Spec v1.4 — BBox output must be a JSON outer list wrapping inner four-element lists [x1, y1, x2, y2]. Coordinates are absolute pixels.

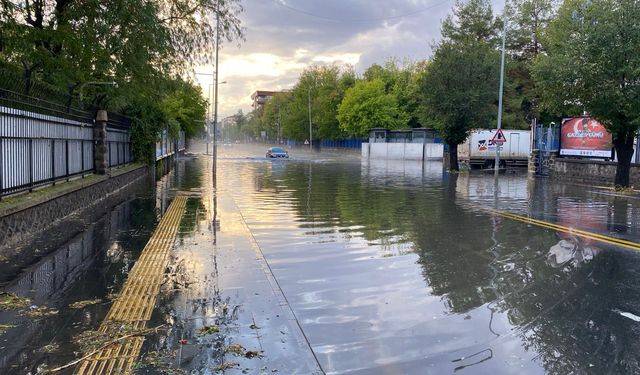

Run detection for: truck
[[458, 129, 531, 169]]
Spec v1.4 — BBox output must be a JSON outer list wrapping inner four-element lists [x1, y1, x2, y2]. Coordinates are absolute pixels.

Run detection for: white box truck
[[459, 129, 531, 168]]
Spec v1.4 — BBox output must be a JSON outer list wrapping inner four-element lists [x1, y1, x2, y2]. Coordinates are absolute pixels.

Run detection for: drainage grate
[[74, 195, 188, 375]]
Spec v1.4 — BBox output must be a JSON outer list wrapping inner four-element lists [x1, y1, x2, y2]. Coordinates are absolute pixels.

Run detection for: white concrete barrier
[[425, 144, 444, 160], [364, 142, 444, 161]]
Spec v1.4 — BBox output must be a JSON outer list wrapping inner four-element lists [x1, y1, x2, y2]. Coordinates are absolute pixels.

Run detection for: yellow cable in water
[[488, 209, 640, 252]]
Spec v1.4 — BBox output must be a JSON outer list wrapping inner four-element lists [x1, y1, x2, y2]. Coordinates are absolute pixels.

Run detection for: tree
[[337, 79, 408, 137], [503, 0, 559, 125], [160, 79, 208, 138], [533, 0, 640, 187], [272, 65, 355, 141], [363, 58, 427, 128], [260, 91, 291, 141], [421, 42, 500, 171], [441, 0, 502, 46], [420, 0, 500, 171], [0, 0, 244, 162]]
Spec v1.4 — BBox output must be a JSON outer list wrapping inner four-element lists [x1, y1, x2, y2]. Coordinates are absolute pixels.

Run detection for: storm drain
[[74, 195, 188, 375]]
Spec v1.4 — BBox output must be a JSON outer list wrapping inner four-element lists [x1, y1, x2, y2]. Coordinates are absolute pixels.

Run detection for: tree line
[[0, 0, 244, 161], [236, 0, 639, 187]]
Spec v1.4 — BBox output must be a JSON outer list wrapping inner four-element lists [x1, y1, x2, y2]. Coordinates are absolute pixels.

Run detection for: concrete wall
[[365, 143, 444, 161], [549, 158, 640, 186], [0, 166, 148, 257]]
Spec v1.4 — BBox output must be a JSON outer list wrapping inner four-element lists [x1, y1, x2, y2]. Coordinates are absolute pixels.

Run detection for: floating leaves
[[69, 299, 102, 309], [197, 325, 220, 335], [0, 323, 16, 334], [24, 306, 58, 318], [0, 292, 30, 310]]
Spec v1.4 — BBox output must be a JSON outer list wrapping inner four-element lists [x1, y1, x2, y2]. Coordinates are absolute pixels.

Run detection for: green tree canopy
[[420, 0, 500, 171], [533, 0, 640, 187], [0, 0, 244, 161], [337, 78, 408, 137]]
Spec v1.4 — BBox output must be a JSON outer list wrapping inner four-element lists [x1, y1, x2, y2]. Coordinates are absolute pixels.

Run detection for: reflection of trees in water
[[500, 252, 640, 374], [256, 161, 640, 373], [257, 162, 436, 242]]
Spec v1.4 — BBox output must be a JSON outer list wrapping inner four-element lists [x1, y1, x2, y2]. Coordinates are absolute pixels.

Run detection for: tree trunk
[[448, 143, 459, 171], [613, 134, 635, 188]]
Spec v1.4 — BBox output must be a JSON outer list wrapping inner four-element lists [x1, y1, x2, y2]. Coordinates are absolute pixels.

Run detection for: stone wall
[[0, 166, 148, 257], [549, 158, 640, 186]]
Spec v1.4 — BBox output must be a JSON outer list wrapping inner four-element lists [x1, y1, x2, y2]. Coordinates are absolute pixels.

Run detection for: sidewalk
[[165, 153, 323, 374]]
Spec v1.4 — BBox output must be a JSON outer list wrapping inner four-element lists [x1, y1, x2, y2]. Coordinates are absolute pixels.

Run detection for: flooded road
[[215, 145, 640, 374], [2, 143, 640, 374]]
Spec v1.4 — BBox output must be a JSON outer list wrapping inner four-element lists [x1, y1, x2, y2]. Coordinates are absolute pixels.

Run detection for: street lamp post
[[213, 1, 221, 178], [307, 86, 312, 151]]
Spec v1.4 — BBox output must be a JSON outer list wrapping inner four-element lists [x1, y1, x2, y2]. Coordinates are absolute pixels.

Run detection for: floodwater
[[2, 143, 640, 374]]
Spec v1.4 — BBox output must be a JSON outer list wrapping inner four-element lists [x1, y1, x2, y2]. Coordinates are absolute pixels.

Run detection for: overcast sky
[[196, 0, 506, 118]]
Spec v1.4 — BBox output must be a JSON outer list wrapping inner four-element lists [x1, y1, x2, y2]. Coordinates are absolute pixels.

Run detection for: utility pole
[[278, 105, 281, 144], [308, 86, 312, 150], [495, 3, 507, 178], [213, 0, 220, 178]]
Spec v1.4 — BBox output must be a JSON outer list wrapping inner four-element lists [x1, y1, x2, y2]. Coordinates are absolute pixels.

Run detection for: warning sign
[[491, 129, 507, 143]]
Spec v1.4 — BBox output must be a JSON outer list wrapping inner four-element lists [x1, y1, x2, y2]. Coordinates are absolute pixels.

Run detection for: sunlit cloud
[[198, 0, 506, 118]]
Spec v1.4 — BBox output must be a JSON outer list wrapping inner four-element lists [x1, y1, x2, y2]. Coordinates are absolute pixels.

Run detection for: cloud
[[201, 0, 507, 118]]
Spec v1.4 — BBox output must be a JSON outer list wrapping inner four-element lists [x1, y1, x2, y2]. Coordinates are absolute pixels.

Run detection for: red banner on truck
[[560, 117, 613, 158]]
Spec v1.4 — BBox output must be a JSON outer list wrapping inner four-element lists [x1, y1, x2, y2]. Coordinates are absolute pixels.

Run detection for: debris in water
[[0, 292, 30, 310], [0, 323, 16, 334], [244, 350, 262, 359], [38, 343, 60, 353], [134, 350, 184, 374], [24, 306, 58, 318], [226, 344, 245, 356], [197, 325, 219, 335], [249, 323, 260, 330], [613, 309, 640, 322], [69, 299, 102, 309], [212, 362, 239, 372]]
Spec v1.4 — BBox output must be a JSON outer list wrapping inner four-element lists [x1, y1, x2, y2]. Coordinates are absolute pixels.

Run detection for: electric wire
[[265, 0, 453, 23]]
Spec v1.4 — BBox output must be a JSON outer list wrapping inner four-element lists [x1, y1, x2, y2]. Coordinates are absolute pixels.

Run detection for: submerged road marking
[[489, 209, 640, 252], [74, 195, 187, 375]]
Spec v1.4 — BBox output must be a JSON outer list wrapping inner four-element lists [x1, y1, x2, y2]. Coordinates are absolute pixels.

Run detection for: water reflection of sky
[[220, 152, 640, 374]]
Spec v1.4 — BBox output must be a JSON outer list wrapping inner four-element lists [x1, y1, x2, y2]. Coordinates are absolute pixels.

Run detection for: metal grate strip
[[74, 195, 187, 375]]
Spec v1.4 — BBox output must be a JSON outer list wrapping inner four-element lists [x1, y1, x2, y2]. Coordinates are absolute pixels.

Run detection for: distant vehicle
[[459, 129, 531, 168], [266, 147, 289, 158]]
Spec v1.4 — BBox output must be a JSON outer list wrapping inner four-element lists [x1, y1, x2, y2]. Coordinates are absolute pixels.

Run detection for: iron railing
[[0, 105, 95, 198]]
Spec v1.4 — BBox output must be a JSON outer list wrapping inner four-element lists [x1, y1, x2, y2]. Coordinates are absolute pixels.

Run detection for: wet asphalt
[[2, 142, 640, 374]]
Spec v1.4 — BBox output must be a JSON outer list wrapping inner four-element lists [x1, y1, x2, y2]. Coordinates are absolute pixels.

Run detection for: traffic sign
[[491, 129, 507, 143]]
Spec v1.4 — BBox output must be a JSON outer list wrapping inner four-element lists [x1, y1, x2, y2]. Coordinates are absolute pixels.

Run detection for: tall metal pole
[[308, 86, 312, 150], [213, 1, 220, 178], [278, 105, 281, 144], [495, 4, 507, 178]]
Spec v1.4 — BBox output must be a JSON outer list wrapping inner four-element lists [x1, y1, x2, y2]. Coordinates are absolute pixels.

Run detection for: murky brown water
[[2, 143, 640, 374]]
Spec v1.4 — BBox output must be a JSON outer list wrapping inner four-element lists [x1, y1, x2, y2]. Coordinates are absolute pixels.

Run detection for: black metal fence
[[0, 68, 133, 199]]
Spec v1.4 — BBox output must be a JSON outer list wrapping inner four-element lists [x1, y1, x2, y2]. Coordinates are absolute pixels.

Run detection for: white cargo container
[[459, 129, 531, 168]]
